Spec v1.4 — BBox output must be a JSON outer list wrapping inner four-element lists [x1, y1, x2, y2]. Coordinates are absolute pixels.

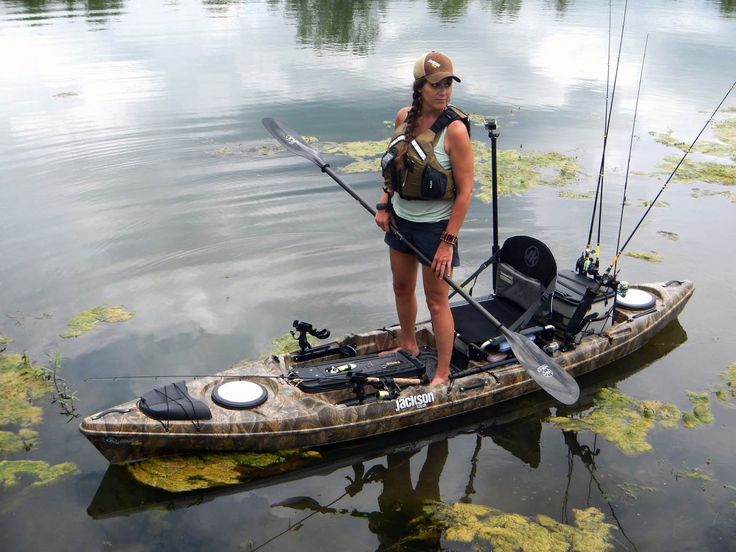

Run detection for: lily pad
[[61, 305, 134, 338]]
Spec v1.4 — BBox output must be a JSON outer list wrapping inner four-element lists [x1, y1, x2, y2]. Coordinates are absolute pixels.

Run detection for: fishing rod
[[579, 0, 629, 276], [614, 35, 648, 276], [602, 77, 736, 280], [85, 373, 422, 386]]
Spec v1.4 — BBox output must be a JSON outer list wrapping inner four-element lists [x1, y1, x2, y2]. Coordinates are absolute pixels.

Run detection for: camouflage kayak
[[80, 280, 693, 465]]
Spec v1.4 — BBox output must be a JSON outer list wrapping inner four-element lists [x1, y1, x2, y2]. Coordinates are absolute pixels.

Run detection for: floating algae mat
[[548, 387, 681, 455], [260, 130, 580, 198], [127, 449, 322, 492], [61, 305, 134, 338], [623, 251, 664, 263], [398, 502, 615, 552], [0, 352, 78, 492], [682, 391, 714, 429], [651, 110, 736, 188]]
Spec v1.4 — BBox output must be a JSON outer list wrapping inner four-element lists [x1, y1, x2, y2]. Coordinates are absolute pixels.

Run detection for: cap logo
[[427, 59, 441, 69]]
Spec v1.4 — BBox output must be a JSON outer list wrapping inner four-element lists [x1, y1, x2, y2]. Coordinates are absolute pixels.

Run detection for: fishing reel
[[575, 247, 599, 278]]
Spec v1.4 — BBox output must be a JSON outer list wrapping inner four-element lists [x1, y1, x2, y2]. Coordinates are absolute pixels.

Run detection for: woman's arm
[[431, 119, 474, 278]]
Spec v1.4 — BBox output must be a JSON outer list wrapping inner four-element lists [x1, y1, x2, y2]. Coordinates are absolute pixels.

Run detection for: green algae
[[682, 391, 714, 429], [0, 335, 12, 348], [661, 156, 736, 186], [657, 231, 680, 241], [721, 363, 736, 398], [475, 146, 579, 201], [0, 429, 38, 456], [691, 187, 736, 202], [0, 460, 78, 489], [548, 387, 681, 455], [266, 332, 301, 357], [0, 351, 79, 499], [400, 502, 615, 552], [559, 191, 594, 199], [623, 250, 664, 263], [127, 449, 322, 492], [641, 199, 669, 208], [0, 353, 53, 427], [61, 305, 134, 338], [259, 133, 580, 198], [684, 468, 712, 483], [650, 110, 736, 190]]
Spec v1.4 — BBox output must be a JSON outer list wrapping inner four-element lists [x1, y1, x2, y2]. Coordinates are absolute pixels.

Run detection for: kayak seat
[[452, 236, 557, 358]]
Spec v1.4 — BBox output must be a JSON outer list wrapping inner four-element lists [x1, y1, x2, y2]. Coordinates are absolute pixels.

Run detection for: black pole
[[485, 119, 500, 291]]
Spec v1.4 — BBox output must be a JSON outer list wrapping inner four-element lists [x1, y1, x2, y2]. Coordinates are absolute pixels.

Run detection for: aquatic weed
[[61, 305, 134, 338], [127, 449, 322, 492], [548, 387, 681, 454], [399, 502, 615, 552]]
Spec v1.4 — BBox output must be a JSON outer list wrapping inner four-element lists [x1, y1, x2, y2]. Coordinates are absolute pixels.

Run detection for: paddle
[[262, 117, 580, 405]]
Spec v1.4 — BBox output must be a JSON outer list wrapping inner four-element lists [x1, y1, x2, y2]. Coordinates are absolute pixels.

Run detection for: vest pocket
[[421, 164, 448, 199]]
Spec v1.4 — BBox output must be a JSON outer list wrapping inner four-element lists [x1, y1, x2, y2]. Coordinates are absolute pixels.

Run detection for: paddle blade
[[262, 117, 326, 169], [501, 328, 580, 405]]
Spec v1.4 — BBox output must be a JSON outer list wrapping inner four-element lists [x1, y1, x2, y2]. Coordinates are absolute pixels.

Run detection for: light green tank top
[[391, 127, 453, 222]]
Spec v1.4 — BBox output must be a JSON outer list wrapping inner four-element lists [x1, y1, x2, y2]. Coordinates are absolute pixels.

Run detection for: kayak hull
[[80, 280, 693, 464]]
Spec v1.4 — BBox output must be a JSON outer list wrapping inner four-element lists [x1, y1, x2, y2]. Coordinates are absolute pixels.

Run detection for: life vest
[[382, 105, 471, 201]]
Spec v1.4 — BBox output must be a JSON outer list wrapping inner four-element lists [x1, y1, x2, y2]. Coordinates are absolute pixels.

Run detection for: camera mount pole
[[485, 119, 500, 291]]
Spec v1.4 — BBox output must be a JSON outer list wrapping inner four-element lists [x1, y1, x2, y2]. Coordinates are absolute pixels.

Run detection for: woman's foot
[[378, 346, 420, 357], [429, 376, 450, 387]]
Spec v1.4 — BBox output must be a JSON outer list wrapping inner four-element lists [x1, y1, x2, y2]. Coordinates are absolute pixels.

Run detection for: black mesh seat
[[452, 236, 557, 356]]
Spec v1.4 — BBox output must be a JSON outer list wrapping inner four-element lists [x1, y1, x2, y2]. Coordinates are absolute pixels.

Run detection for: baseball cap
[[413, 51, 461, 84]]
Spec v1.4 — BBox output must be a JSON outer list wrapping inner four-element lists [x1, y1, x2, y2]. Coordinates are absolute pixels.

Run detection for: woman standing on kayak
[[375, 51, 474, 387]]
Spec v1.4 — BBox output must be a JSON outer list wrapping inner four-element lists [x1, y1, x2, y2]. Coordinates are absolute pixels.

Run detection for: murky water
[[2, 0, 736, 550]]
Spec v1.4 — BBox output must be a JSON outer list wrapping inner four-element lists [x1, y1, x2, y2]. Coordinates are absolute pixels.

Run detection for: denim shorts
[[384, 215, 460, 267]]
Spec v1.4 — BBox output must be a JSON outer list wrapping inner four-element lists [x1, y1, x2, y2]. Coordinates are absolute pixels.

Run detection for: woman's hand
[[375, 209, 392, 233], [431, 241, 454, 279]]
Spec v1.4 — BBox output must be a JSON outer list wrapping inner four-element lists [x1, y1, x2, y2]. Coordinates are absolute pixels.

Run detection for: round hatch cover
[[212, 381, 268, 409], [617, 288, 656, 310]]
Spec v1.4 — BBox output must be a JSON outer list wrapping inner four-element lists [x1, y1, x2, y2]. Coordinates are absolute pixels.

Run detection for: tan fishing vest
[[382, 105, 470, 200]]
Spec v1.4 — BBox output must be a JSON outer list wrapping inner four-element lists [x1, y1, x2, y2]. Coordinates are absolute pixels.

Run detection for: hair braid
[[395, 79, 425, 166]]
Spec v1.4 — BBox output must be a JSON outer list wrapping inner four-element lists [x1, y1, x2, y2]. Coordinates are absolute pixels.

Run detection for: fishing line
[[603, 77, 736, 278], [584, 0, 629, 271], [614, 35, 649, 275]]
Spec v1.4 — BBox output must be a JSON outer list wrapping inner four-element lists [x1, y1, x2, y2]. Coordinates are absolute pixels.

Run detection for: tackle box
[[552, 270, 616, 334]]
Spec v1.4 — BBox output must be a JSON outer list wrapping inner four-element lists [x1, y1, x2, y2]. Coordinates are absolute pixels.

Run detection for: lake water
[[1, 0, 736, 550]]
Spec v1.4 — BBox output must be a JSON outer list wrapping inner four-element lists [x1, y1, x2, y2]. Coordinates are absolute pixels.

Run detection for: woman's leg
[[389, 247, 421, 355], [422, 265, 453, 385]]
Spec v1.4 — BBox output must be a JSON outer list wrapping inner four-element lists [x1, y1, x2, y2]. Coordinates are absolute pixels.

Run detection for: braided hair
[[395, 78, 425, 167]]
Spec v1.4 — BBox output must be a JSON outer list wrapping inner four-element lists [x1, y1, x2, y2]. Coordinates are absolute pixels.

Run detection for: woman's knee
[[393, 279, 416, 298], [424, 291, 449, 317]]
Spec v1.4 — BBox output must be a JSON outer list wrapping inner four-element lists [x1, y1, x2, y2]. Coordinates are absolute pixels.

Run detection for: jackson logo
[[285, 134, 298, 145], [537, 364, 554, 378], [395, 392, 435, 412]]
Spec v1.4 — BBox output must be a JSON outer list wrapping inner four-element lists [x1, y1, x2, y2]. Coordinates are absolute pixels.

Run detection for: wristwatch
[[376, 202, 390, 211]]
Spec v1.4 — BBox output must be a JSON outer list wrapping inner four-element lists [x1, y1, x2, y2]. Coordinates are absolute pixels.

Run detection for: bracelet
[[376, 202, 390, 211], [440, 231, 458, 245]]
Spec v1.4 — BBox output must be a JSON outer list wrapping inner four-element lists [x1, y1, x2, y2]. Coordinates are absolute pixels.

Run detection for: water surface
[[1, 1, 736, 550]]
